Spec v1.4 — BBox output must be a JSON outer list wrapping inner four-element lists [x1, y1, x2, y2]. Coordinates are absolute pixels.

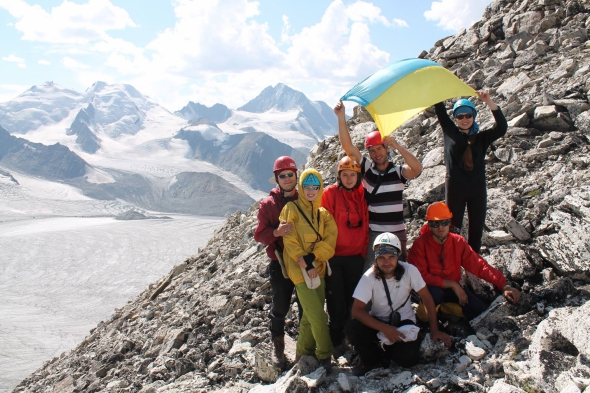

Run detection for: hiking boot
[[351, 360, 372, 376], [332, 341, 350, 359], [271, 336, 286, 369], [319, 357, 332, 372]]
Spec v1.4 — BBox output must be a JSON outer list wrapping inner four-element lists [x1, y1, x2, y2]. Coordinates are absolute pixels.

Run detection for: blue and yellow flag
[[341, 58, 476, 137]]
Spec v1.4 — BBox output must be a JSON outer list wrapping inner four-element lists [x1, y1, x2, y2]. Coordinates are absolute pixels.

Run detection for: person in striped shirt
[[334, 101, 422, 267]]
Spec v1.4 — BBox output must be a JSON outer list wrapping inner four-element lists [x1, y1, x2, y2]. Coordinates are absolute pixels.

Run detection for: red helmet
[[273, 156, 297, 174], [365, 130, 384, 148]]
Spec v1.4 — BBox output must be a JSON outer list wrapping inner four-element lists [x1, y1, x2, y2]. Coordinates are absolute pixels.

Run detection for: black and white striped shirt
[[361, 156, 407, 233]]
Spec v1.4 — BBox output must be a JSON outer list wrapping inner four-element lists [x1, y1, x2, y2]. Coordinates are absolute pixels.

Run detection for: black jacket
[[435, 102, 507, 186]]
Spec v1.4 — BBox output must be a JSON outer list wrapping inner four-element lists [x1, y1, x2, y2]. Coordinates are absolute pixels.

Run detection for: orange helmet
[[365, 130, 384, 148], [425, 202, 453, 221], [337, 156, 361, 173]]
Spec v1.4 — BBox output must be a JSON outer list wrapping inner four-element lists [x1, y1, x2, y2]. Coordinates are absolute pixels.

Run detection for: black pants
[[428, 285, 487, 321], [325, 255, 365, 346], [446, 178, 487, 254], [344, 318, 421, 368], [268, 260, 302, 338]]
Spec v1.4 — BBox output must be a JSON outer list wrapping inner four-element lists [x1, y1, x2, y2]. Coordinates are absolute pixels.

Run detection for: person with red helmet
[[320, 155, 369, 354], [334, 101, 423, 266], [254, 156, 301, 369], [408, 202, 521, 320]]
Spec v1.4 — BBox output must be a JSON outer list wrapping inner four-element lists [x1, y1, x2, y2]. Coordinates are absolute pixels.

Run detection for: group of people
[[253, 92, 521, 375]]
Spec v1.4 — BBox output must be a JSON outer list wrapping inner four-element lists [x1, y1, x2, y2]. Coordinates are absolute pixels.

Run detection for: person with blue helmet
[[279, 169, 338, 371], [434, 90, 507, 254]]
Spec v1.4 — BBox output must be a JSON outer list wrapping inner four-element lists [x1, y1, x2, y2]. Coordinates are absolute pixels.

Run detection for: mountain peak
[[237, 83, 309, 113], [175, 102, 231, 123]]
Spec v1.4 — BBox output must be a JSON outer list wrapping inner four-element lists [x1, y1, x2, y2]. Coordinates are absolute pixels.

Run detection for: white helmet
[[373, 232, 401, 256]]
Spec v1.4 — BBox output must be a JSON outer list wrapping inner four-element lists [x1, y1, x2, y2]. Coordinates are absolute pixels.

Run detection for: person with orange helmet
[[320, 155, 369, 353], [334, 101, 423, 266], [408, 202, 521, 320], [254, 156, 301, 369]]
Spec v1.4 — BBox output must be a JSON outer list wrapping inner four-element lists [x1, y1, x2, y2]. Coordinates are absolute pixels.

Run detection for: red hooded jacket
[[408, 224, 506, 289], [321, 184, 369, 257], [254, 186, 298, 261]]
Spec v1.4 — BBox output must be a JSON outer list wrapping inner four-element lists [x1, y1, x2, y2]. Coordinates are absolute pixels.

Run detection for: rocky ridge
[[13, 0, 590, 392]]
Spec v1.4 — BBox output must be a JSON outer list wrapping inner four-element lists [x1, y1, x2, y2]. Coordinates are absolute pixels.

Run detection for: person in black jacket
[[434, 91, 507, 254]]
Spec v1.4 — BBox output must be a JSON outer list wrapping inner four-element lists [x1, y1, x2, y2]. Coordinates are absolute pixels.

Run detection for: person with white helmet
[[345, 232, 451, 376], [320, 156, 369, 354], [434, 91, 507, 254], [334, 101, 423, 265], [254, 156, 301, 369], [279, 169, 338, 371]]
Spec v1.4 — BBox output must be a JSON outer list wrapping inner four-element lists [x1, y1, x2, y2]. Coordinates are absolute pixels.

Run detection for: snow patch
[[85, 166, 115, 184], [12, 173, 92, 201], [168, 175, 178, 189], [185, 124, 229, 144]]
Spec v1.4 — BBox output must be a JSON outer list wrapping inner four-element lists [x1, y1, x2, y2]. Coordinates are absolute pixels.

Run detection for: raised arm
[[434, 102, 455, 131], [477, 90, 498, 111], [383, 135, 422, 179], [334, 101, 362, 163], [477, 90, 507, 143]]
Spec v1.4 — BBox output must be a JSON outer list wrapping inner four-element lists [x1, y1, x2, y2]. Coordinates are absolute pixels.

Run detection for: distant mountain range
[[0, 82, 337, 216]]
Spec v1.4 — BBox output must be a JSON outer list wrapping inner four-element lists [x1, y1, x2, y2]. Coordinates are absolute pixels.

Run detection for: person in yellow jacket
[[279, 168, 338, 370]]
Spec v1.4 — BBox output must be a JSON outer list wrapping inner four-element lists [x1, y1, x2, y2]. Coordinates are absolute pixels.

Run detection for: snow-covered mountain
[[178, 83, 338, 150], [0, 81, 336, 215], [175, 102, 232, 124]]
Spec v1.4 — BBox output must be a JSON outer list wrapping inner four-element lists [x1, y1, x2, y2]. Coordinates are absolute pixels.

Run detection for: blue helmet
[[453, 99, 477, 118], [302, 173, 321, 186]]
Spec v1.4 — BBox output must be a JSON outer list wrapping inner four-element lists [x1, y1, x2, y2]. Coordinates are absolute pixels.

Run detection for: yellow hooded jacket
[[279, 168, 338, 285]]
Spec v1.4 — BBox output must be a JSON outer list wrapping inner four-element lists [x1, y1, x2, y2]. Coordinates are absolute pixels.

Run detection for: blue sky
[[0, 0, 492, 111]]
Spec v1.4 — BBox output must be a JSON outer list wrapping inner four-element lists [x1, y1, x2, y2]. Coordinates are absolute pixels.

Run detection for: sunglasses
[[455, 114, 473, 120], [346, 207, 363, 228], [303, 185, 320, 191], [278, 172, 295, 179], [347, 218, 363, 228], [428, 219, 451, 228], [373, 244, 400, 257]]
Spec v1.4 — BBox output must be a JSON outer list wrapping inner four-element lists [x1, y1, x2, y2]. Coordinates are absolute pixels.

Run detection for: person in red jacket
[[408, 202, 521, 320], [321, 156, 369, 353], [254, 156, 301, 369]]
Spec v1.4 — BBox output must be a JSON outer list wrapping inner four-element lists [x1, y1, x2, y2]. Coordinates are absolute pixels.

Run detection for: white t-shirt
[[352, 261, 426, 323]]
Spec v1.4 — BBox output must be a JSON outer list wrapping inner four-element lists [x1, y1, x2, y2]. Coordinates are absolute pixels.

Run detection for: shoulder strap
[[289, 201, 322, 241], [370, 175, 383, 196], [381, 277, 411, 312]]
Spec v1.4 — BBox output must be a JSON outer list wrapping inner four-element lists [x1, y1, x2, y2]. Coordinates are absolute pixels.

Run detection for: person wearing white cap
[[345, 232, 451, 376]]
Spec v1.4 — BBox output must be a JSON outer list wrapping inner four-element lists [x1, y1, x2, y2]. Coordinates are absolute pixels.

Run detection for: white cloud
[[392, 18, 409, 28], [146, 0, 285, 75], [284, 0, 390, 81], [424, 0, 490, 32], [62, 56, 90, 70], [346, 1, 408, 28], [38, 59, 51, 65], [2, 54, 25, 63], [281, 15, 292, 45], [2, 54, 26, 68], [0, 0, 136, 44], [0, 0, 406, 112], [123, 0, 396, 109]]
